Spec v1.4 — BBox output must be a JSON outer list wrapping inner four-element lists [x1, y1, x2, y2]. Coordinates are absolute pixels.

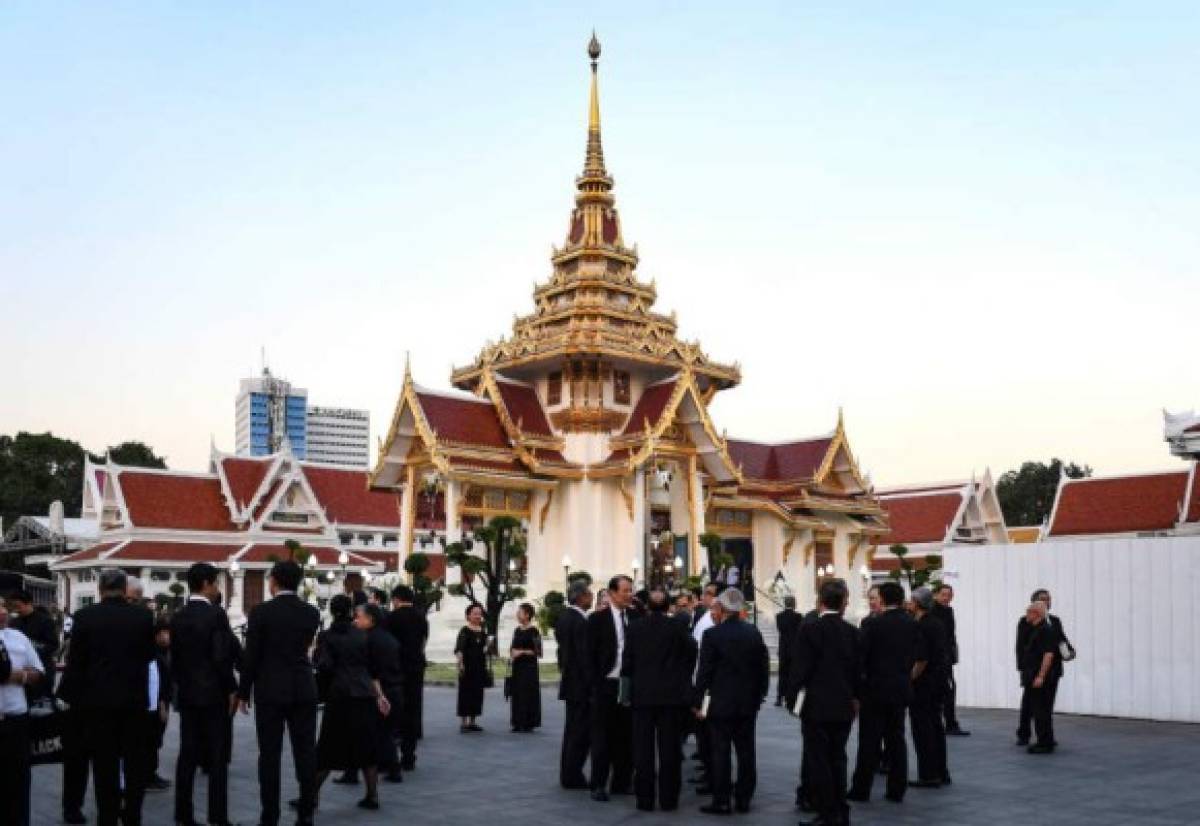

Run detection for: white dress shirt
[[0, 627, 45, 716], [607, 608, 627, 680], [692, 609, 716, 681]]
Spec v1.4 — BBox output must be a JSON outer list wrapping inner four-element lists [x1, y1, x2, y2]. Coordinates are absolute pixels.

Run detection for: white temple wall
[[944, 536, 1200, 722]]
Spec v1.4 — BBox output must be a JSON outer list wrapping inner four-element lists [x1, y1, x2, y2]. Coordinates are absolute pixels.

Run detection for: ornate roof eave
[[707, 494, 830, 530], [780, 493, 884, 517], [447, 469, 559, 492], [370, 367, 454, 489], [812, 409, 870, 493]]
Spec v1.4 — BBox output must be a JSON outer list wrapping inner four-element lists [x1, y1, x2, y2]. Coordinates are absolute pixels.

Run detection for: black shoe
[[700, 803, 733, 815], [774, 698, 783, 707], [946, 726, 971, 736], [909, 779, 943, 788], [941, 774, 953, 785], [795, 796, 814, 812], [1015, 736, 1030, 746], [590, 789, 610, 802], [846, 790, 869, 802], [636, 801, 655, 812], [1028, 743, 1056, 754], [661, 802, 679, 811], [734, 800, 751, 813], [333, 771, 359, 785], [63, 812, 87, 825], [384, 769, 404, 783], [467, 723, 484, 732], [400, 758, 416, 771], [357, 797, 380, 810], [884, 793, 904, 803]]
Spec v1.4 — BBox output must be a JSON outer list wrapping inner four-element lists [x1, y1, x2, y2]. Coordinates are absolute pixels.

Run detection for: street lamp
[[561, 553, 572, 582], [631, 556, 641, 585], [674, 554, 684, 576]]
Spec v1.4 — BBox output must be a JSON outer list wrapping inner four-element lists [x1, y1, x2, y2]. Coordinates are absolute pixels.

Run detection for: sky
[[2, 1, 1197, 486]]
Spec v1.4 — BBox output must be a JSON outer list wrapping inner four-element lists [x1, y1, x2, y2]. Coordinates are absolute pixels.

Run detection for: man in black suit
[[59, 568, 155, 826], [1016, 588, 1071, 746], [1019, 600, 1063, 754], [784, 580, 860, 826], [621, 588, 697, 811], [238, 561, 321, 826], [556, 579, 593, 789], [586, 574, 635, 801], [7, 590, 59, 699], [909, 586, 950, 788], [694, 588, 770, 815], [170, 562, 240, 826], [932, 584, 969, 736], [849, 581, 917, 804], [774, 595, 801, 706], [386, 584, 428, 771]]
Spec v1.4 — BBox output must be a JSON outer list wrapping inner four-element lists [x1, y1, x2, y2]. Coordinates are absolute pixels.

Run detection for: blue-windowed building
[[235, 369, 308, 459]]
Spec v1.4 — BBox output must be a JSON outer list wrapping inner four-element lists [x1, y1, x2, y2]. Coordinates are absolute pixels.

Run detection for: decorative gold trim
[[539, 489, 554, 533], [782, 534, 796, 564], [618, 476, 634, 521]]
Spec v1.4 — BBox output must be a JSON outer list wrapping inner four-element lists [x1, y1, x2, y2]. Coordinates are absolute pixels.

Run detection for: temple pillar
[[443, 478, 461, 586], [399, 465, 417, 565], [688, 454, 704, 574]]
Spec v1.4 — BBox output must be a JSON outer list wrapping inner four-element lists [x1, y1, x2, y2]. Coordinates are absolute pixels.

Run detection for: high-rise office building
[[235, 369, 308, 458], [306, 406, 371, 467]]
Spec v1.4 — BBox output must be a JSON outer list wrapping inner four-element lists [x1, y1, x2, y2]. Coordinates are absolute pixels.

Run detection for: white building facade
[[306, 406, 371, 468]]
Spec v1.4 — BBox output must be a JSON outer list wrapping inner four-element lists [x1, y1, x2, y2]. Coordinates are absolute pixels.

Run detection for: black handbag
[[28, 700, 65, 765]]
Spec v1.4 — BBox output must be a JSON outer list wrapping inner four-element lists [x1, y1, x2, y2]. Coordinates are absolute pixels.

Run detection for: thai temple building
[[1039, 411, 1200, 540], [868, 471, 1009, 573], [50, 449, 397, 616], [369, 36, 888, 612]]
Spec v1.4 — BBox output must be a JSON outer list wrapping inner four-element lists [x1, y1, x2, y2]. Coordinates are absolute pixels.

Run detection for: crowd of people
[[0, 562, 1073, 826]]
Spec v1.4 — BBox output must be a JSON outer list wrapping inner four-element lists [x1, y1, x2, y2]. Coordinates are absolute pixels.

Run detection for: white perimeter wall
[[944, 535, 1200, 723]]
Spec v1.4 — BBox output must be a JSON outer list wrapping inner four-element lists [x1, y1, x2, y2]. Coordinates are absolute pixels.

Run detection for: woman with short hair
[[508, 603, 543, 733], [455, 603, 489, 733]]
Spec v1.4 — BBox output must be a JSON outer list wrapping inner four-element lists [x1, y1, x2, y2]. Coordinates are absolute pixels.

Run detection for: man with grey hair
[[694, 588, 770, 814], [60, 567, 156, 826], [908, 586, 950, 788], [556, 578, 593, 789], [1019, 600, 1061, 754], [125, 576, 145, 604]]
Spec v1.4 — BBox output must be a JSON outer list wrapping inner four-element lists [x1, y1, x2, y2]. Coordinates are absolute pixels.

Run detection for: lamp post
[[632, 556, 641, 588], [674, 554, 684, 578], [561, 553, 572, 585]]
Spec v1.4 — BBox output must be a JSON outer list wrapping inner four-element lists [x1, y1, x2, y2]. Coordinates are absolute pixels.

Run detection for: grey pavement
[[32, 686, 1200, 825]]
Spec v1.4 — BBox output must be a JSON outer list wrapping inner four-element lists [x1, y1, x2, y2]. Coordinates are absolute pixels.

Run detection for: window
[[77, 569, 96, 583], [813, 540, 834, 590], [547, 372, 562, 406], [613, 370, 631, 404], [79, 596, 95, 607], [359, 534, 375, 546], [149, 570, 172, 582]]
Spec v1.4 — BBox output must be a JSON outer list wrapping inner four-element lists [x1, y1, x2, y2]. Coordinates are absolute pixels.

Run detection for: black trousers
[[254, 700, 318, 826], [559, 697, 591, 787], [708, 714, 757, 808], [175, 704, 231, 824], [632, 705, 683, 809], [62, 705, 90, 815], [910, 690, 947, 783], [1028, 678, 1059, 746], [589, 679, 632, 793], [0, 714, 31, 826], [399, 672, 424, 764], [1017, 677, 1059, 741], [776, 655, 792, 703], [85, 708, 145, 826], [802, 718, 851, 823], [942, 667, 960, 729], [379, 686, 403, 770], [851, 700, 907, 800], [123, 711, 161, 820]]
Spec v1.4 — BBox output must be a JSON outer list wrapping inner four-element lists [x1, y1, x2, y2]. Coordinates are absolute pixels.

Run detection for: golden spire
[[582, 31, 608, 181]]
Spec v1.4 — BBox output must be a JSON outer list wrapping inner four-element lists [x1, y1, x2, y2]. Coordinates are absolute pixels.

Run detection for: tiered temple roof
[[1046, 465, 1200, 538]]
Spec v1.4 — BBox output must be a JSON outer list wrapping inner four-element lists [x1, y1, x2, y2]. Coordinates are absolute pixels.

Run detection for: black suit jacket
[[586, 607, 630, 687], [555, 606, 591, 702], [385, 606, 429, 676], [238, 593, 321, 705], [60, 596, 155, 710], [787, 612, 860, 722], [694, 617, 770, 718], [931, 603, 958, 664], [621, 612, 696, 707], [170, 597, 238, 708], [12, 608, 59, 672], [859, 607, 917, 706], [1016, 613, 1069, 672], [913, 613, 949, 695], [775, 608, 802, 653]]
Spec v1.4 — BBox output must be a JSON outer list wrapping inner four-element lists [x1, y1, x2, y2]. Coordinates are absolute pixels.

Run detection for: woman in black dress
[[312, 594, 390, 811], [455, 603, 488, 733], [508, 602, 542, 732]]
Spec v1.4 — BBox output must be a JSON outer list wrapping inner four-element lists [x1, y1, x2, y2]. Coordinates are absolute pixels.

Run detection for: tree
[[98, 441, 167, 469], [699, 532, 732, 579], [0, 431, 169, 532], [445, 515, 527, 652], [997, 459, 1091, 527], [886, 544, 942, 591], [404, 551, 444, 615]]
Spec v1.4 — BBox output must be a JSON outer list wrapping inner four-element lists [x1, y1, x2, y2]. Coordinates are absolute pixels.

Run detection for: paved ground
[[32, 685, 1200, 825]]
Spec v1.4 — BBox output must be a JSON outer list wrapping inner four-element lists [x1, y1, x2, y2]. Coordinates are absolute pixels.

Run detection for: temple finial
[[583, 31, 606, 177]]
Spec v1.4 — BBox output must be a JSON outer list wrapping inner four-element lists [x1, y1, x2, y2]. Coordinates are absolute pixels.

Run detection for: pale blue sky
[[2, 2, 1197, 485]]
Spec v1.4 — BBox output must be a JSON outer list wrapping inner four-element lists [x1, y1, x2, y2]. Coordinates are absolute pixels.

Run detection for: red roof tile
[[1049, 471, 1190, 537], [726, 437, 832, 482], [495, 380, 553, 436], [417, 391, 510, 449], [622, 380, 677, 436], [108, 541, 242, 563], [351, 549, 401, 572], [879, 492, 964, 546], [221, 457, 271, 509], [58, 541, 122, 565], [302, 465, 400, 527], [1187, 423, 1200, 433], [120, 471, 237, 532]]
